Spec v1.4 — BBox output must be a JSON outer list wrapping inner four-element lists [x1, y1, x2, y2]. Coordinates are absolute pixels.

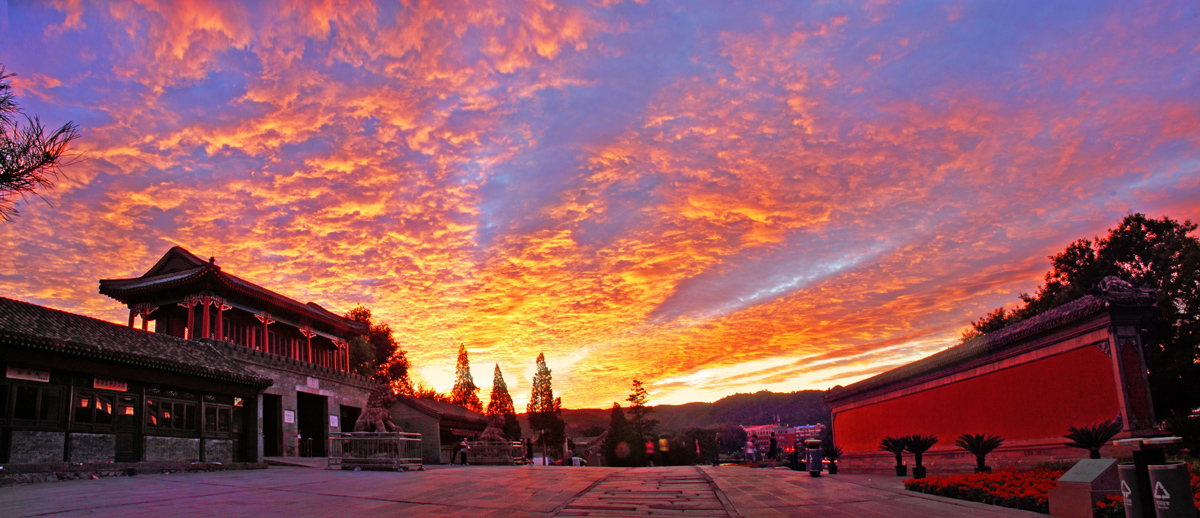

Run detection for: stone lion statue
[[353, 385, 399, 433]]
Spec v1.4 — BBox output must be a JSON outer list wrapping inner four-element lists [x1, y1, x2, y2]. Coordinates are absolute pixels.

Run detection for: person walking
[[768, 432, 778, 468], [744, 438, 756, 464], [458, 438, 470, 465]]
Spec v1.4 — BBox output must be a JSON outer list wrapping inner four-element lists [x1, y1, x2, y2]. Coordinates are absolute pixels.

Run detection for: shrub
[[955, 433, 1003, 473], [1064, 420, 1121, 459], [905, 434, 939, 469], [879, 436, 908, 467], [1165, 416, 1200, 459]]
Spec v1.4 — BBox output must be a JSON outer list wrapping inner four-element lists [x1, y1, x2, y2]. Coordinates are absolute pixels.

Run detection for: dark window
[[14, 386, 37, 420], [74, 393, 93, 423], [95, 394, 114, 426], [218, 407, 231, 432], [0, 384, 8, 421], [116, 396, 137, 427], [184, 404, 196, 431], [205, 406, 217, 432], [146, 399, 160, 427]]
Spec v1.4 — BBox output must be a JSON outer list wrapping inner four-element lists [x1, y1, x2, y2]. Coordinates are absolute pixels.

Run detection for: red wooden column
[[255, 313, 275, 353], [299, 328, 315, 363], [138, 307, 157, 331], [178, 296, 198, 339], [215, 299, 231, 340], [128, 309, 136, 328], [334, 339, 347, 372]]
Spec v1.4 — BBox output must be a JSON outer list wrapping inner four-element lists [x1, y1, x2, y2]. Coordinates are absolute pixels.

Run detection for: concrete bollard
[[1147, 463, 1197, 518]]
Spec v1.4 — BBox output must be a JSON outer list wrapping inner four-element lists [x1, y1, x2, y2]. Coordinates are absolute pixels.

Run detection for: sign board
[[329, 415, 339, 428], [93, 377, 127, 392], [284, 410, 295, 424], [6, 365, 50, 382], [306, 377, 320, 389]]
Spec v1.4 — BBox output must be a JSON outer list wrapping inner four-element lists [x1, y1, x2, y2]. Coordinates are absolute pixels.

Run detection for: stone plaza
[[0, 464, 1045, 517]]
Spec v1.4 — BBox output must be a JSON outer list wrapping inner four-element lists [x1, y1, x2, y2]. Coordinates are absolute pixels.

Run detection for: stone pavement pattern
[[0, 465, 1047, 517]]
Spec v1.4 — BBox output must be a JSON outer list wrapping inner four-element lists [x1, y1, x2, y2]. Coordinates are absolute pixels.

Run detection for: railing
[[327, 432, 423, 471], [463, 440, 526, 465]]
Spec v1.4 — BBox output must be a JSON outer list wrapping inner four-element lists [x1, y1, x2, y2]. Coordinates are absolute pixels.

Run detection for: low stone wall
[[144, 436, 200, 462], [837, 438, 1117, 475], [203, 439, 233, 464], [0, 461, 268, 487], [69, 433, 116, 463], [8, 431, 65, 464]]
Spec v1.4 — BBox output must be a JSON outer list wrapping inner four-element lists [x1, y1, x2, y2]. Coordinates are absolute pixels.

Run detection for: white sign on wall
[[329, 415, 339, 428], [6, 366, 50, 382], [284, 410, 295, 424]]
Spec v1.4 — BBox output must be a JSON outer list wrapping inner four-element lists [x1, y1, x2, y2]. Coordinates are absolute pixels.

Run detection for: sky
[[1, 0, 1198, 410]]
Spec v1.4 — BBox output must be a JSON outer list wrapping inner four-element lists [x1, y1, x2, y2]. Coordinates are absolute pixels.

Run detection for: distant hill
[[521, 390, 830, 436]]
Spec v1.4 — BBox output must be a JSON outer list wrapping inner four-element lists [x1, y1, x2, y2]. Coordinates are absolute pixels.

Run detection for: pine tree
[[450, 343, 482, 413], [603, 402, 631, 467], [486, 364, 522, 440], [626, 378, 658, 466], [527, 353, 565, 452]]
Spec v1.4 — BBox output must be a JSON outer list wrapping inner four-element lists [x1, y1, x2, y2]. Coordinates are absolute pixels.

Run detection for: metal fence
[[463, 440, 526, 465], [327, 432, 423, 471]]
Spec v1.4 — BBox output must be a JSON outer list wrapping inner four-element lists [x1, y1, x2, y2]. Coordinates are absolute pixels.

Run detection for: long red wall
[[834, 346, 1119, 453]]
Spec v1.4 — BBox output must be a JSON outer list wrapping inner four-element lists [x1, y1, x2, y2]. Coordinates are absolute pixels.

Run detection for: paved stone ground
[[0, 465, 1046, 517]]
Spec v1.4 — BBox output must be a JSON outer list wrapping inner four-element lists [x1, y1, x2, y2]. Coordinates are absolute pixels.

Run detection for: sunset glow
[[2, 1, 1198, 409]]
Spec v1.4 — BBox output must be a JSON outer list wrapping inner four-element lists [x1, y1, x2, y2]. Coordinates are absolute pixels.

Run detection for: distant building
[[388, 395, 487, 464]]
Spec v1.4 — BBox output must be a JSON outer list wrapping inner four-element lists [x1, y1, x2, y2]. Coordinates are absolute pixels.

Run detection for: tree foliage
[[527, 352, 565, 449], [602, 402, 633, 467], [486, 364, 521, 440], [450, 343, 482, 413], [347, 336, 375, 377], [1064, 420, 1121, 459], [345, 305, 412, 393], [961, 214, 1200, 416], [0, 66, 80, 222]]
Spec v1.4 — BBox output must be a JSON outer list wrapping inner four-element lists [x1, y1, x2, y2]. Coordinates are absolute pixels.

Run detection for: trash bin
[[1147, 462, 1197, 518], [1119, 463, 1147, 518], [804, 440, 822, 478]]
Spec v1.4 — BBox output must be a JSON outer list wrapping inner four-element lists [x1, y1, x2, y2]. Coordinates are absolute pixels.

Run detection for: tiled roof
[[825, 286, 1155, 403], [0, 297, 273, 387], [393, 394, 488, 425], [99, 247, 367, 336]]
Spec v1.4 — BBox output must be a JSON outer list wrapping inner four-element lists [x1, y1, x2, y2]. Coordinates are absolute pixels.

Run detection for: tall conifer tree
[[486, 364, 522, 440], [527, 353, 565, 451], [450, 343, 482, 413]]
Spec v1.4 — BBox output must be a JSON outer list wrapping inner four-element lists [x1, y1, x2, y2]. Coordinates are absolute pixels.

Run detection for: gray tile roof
[[0, 297, 273, 387], [393, 394, 488, 426]]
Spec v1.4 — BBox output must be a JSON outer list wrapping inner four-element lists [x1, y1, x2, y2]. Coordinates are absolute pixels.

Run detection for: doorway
[[340, 405, 361, 433], [262, 394, 282, 457], [114, 394, 140, 462], [296, 391, 327, 457]]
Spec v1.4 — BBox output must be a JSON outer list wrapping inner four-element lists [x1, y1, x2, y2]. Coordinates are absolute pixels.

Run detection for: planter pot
[[828, 463, 838, 475], [912, 466, 926, 479], [895, 465, 907, 477]]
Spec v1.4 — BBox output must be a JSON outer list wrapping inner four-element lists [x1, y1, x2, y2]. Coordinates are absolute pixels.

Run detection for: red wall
[[834, 346, 1119, 453]]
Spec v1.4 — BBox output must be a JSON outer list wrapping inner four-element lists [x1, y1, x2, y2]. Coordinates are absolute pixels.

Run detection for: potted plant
[[879, 436, 909, 476], [954, 433, 1003, 473], [823, 445, 842, 474], [1064, 420, 1121, 459], [904, 434, 938, 479]]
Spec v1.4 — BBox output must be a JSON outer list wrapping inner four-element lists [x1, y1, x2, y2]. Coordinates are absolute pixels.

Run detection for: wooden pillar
[[255, 313, 275, 353], [128, 309, 136, 328], [300, 328, 315, 364], [141, 314, 149, 331], [178, 297, 197, 340], [200, 296, 212, 339], [215, 300, 230, 341]]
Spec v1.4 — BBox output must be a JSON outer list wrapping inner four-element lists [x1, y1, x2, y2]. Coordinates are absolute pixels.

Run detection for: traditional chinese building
[[388, 395, 487, 465], [825, 278, 1158, 474], [0, 297, 272, 466], [99, 247, 376, 458]]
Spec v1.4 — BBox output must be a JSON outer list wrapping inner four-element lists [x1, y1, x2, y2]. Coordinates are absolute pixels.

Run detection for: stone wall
[[206, 340, 374, 458], [8, 431, 65, 463], [144, 436, 199, 462], [203, 439, 233, 464], [388, 404, 441, 464], [68, 433, 115, 463]]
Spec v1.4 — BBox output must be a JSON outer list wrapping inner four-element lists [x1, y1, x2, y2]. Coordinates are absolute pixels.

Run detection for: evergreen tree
[[603, 402, 631, 467], [626, 378, 658, 466], [0, 66, 80, 222], [527, 353, 566, 452], [486, 364, 522, 440], [450, 343, 482, 413]]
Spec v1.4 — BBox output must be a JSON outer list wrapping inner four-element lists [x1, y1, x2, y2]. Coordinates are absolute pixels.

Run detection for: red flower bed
[[904, 468, 1066, 514]]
